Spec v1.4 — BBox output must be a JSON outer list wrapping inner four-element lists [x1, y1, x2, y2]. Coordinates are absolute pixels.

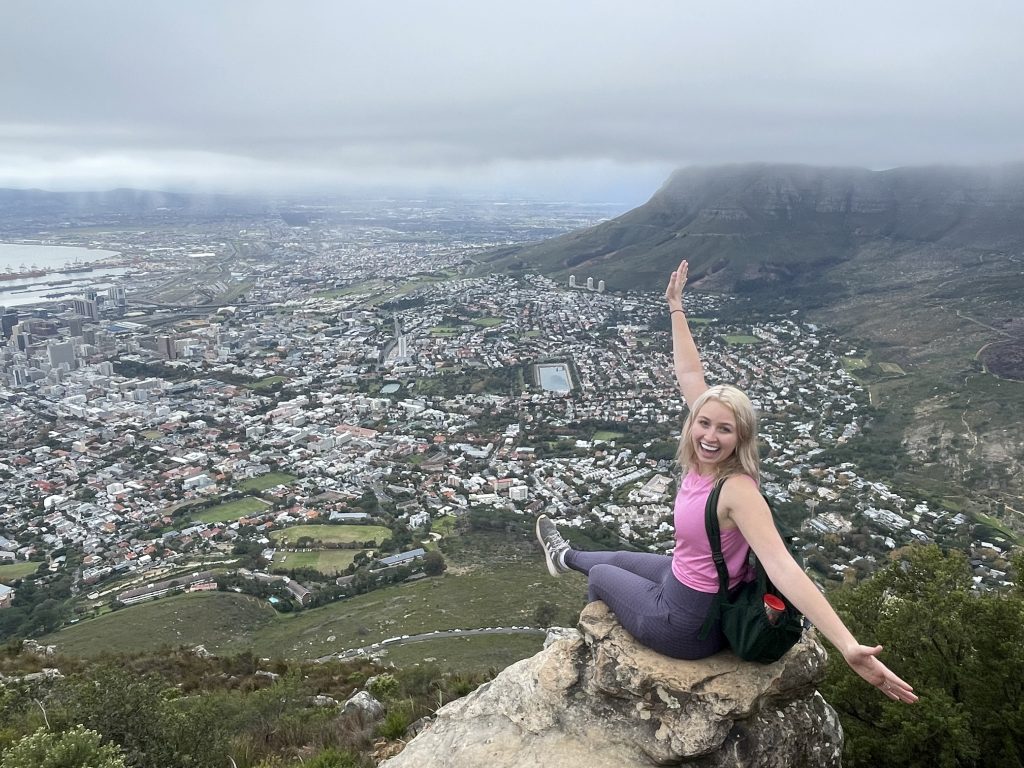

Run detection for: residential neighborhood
[[0, 209, 1014, 633]]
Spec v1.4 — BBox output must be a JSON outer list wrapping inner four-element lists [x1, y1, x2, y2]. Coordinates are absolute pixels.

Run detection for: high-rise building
[[1, 311, 17, 340], [47, 339, 76, 369], [71, 297, 99, 321], [107, 286, 127, 307], [568, 275, 576, 288], [586, 277, 594, 290], [597, 280, 606, 293], [157, 335, 176, 360], [393, 315, 409, 362]]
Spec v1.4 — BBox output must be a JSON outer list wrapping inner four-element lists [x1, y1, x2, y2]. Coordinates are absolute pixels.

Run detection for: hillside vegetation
[[43, 529, 585, 673], [5, 545, 1023, 768]]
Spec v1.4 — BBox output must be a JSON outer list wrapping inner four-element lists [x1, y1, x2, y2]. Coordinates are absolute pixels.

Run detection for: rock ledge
[[381, 601, 843, 767]]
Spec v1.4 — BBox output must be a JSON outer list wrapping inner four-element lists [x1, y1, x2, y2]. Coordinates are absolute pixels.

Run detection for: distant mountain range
[[484, 162, 1024, 298]]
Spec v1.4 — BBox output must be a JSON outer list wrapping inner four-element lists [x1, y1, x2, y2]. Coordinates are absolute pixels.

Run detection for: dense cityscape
[[0, 202, 1014, 633]]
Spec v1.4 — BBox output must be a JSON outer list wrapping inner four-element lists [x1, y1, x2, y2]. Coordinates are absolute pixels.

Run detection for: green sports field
[[190, 496, 271, 524], [269, 524, 390, 545], [723, 334, 761, 345], [271, 549, 360, 575], [237, 472, 296, 493], [0, 561, 37, 583]]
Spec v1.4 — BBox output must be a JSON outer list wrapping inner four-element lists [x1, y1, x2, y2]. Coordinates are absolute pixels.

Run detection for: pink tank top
[[671, 470, 754, 593]]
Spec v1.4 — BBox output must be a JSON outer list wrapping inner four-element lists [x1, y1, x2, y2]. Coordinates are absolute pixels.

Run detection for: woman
[[536, 260, 917, 703]]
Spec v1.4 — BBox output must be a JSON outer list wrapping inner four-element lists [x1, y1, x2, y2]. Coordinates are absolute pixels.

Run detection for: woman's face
[[691, 399, 739, 471]]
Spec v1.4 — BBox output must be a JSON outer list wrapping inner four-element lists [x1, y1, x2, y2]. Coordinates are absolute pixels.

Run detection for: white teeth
[[700, 442, 719, 452]]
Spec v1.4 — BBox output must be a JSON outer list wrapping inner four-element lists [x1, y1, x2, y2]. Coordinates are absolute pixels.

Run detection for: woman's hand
[[665, 259, 688, 311], [843, 644, 918, 704]]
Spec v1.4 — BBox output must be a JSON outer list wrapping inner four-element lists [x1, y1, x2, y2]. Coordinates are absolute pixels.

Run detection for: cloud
[[2, 0, 1024, 199]]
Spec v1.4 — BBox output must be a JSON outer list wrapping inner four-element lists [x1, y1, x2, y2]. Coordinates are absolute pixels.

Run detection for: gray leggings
[[565, 549, 724, 660]]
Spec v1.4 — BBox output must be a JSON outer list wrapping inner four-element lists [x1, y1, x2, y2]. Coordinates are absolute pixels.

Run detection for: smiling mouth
[[699, 441, 720, 454]]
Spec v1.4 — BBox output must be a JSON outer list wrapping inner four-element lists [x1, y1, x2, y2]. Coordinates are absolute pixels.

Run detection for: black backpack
[[698, 477, 804, 663]]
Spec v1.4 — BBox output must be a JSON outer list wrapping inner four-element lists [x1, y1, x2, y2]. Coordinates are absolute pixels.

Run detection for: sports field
[[0, 561, 37, 583], [190, 496, 271, 524], [271, 549, 359, 575], [237, 472, 296, 493], [269, 524, 390, 545], [723, 334, 761, 345]]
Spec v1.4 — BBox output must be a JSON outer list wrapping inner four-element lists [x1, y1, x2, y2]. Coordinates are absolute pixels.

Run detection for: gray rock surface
[[343, 690, 385, 720], [380, 601, 843, 767]]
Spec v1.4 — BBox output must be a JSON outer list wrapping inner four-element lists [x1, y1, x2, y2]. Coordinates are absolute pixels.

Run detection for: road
[[314, 626, 547, 663]]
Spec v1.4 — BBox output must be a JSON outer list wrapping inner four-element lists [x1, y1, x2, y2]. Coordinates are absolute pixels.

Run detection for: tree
[[422, 550, 446, 576], [1, 726, 126, 768], [533, 601, 558, 627], [822, 544, 1024, 768], [55, 664, 233, 768]]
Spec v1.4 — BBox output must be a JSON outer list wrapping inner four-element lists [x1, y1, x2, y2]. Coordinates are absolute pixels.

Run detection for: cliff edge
[[380, 601, 843, 767]]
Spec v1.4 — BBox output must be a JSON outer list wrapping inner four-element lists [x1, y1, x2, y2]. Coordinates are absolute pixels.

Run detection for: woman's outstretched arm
[[665, 259, 708, 407], [721, 477, 918, 703]]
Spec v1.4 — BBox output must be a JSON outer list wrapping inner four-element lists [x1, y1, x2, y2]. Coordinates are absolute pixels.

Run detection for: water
[[0, 243, 118, 271], [0, 243, 125, 308], [536, 363, 572, 392]]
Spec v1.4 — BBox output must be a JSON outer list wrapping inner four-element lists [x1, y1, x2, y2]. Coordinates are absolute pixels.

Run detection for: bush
[[302, 748, 363, 768], [1, 726, 126, 768], [366, 673, 398, 702], [823, 545, 1024, 768], [376, 706, 413, 741], [422, 550, 446, 576]]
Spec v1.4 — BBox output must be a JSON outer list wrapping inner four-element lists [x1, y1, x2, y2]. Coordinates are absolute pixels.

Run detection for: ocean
[[0, 243, 125, 308]]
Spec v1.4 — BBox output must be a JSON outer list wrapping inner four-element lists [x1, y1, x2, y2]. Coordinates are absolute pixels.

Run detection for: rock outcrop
[[380, 602, 842, 767]]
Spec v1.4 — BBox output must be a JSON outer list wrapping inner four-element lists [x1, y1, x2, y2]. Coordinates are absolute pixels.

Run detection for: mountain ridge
[[485, 161, 1024, 294], [484, 161, 1024, 532]]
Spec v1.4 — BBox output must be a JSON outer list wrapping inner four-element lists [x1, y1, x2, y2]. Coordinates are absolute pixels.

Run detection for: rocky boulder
[[344, 690, 385, 721], [380, 601, 842, 767]]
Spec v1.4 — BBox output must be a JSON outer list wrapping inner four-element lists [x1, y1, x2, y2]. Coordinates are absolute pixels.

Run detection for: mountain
[[486, 162, 1024, 534], [485, 162, 1024, 298]]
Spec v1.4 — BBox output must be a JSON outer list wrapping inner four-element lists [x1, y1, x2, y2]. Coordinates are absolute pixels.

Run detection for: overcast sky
[[3, 1, 1023, 202]]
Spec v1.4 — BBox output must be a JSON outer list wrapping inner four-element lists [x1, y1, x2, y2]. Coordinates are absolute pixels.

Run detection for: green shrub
[[366, 673, 398, 701], [303, 748, 362, 768], [376, 706, 413, 741], [1, 726, 126, 768]]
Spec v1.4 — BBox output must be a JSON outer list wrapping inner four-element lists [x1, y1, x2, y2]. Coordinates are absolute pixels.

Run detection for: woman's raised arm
[[665, 260, 708, 407]]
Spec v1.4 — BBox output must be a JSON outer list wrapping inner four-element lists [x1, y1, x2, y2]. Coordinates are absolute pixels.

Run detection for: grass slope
[[44, 531, 586, 674], [46, 592, 278, 657]]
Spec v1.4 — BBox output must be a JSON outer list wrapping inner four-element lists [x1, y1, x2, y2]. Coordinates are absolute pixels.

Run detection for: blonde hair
[[676, 384, 760, 482]]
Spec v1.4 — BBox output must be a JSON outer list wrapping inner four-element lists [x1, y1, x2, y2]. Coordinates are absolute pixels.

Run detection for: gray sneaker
[[536, 515, 571, 577]]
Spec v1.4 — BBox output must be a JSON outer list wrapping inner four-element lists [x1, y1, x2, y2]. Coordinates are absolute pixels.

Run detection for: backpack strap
[[699, 477, 732, 639], [704, 477, 731, 598]]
